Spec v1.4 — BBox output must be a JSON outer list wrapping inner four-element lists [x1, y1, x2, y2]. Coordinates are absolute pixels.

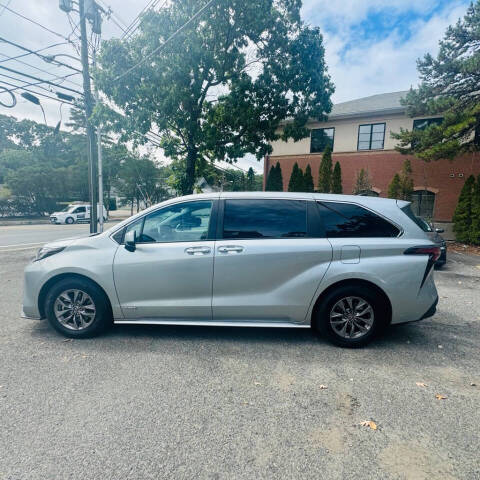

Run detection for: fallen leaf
[[81, 354, 88, 359], [435, 394, 447, 400], [319, 385, 328, 390], [62, 338, 73, 343], [416, 382, 428, 388], [438, 345, 443, 349], [470, 382, 477, 387], [360, 420, 377, 430], [254, 382, 262, 386]]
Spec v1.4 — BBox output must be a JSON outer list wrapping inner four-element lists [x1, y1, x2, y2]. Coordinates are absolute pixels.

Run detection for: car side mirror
[[435, 228, 444, 234], [124, 230, 136, 252]]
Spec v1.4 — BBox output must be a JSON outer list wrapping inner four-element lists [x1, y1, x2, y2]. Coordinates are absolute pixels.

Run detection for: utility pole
[[78, 0, 98, 233]]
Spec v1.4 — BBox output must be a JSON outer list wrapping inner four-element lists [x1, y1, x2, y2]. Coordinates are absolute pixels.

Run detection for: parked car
[[50, 203, 108, 225], [404, 216, 447, 267], [23, 193, 440, 347]]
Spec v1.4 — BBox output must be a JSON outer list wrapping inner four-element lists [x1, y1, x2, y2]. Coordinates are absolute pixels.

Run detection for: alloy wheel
[[329, 296, 374, 339], [53, 289, 96, 331]]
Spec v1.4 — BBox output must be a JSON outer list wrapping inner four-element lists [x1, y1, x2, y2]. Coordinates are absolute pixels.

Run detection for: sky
[[0, 0, 472, 173]]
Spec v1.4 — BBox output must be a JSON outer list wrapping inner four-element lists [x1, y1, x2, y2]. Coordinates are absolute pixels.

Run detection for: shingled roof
[[329, 90, 408, 119]]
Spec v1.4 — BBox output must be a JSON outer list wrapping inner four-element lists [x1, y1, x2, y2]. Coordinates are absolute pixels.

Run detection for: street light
[[20, 92, 47, 125]]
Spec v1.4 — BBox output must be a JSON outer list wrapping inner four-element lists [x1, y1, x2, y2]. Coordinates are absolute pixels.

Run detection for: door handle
[[185, 246, 211, 255], [218, 245, 244, 254]]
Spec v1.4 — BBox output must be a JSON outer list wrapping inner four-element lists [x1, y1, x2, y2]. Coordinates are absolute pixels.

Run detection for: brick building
[[263, 91, 480, 222]]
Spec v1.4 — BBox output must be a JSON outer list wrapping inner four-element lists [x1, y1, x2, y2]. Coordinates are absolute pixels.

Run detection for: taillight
[[404, 246, 441, 263]]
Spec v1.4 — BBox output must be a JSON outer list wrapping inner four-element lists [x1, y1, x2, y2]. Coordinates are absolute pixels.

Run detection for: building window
[[411, 190, 435, 220], [357, 123, 386, 151], [311, 128, 335, 153], [413, 118, 443, 130]]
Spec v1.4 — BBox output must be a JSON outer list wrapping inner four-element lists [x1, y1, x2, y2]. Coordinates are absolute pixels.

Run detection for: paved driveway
[[0, 244, 479, 479]]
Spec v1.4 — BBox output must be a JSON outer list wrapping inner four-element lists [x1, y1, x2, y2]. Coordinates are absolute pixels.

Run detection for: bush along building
[[263, 91, 480, 222]]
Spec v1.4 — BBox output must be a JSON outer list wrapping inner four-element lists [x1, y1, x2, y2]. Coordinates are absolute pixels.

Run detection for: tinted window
[[223, 200, 307, 239], [318, 202, 399, 238], [401, 204, 432, 232], [73, 206, 86, 213]]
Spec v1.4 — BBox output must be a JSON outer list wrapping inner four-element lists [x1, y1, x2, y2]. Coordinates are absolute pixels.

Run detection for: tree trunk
[[184, 142, 197, 195]]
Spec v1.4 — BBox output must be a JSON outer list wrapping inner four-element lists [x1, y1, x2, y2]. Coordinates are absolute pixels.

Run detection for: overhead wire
[[115, 0, 218, 81], [0, 78, 76, 105]]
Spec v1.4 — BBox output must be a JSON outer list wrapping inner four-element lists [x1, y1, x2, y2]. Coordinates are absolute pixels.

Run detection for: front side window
[[317, 201, 399, 238], [223, 199, 307, 239], [73, 206, 86, 213], [311, 128, 335, 153], [413, 118, 443, 130], [117, 201, 212, 244], [357, 123, 385, 150]]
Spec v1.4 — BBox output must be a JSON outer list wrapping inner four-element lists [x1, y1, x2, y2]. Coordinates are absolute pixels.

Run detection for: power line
[[0, 3, 74, 43], [0, 64, 83, 95], [0, 0, 12, 17], [0, 53, 83, 89], [0, 37, 83, 73], [0, 41, 68, 64], [122, 0, 160, 39], [115, 0, 218, 81], [0, 79, 76, 105]]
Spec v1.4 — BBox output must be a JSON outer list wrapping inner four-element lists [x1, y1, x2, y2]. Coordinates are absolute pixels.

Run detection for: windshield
[[61, 205, 76, 213], [401, 205, 432, 232]]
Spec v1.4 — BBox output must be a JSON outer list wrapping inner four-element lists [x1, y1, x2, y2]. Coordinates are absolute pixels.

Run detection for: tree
[[246, 167, 256, 191], [453, 175, 475, 243], [353, 168, 373, 195], [318, 145, 332, 192], [387, 174, 401, 199], [288, 162, 304, 192], [96, 0, 334, 195], [303, 164, 314, 192], [331, 161, 342, 194], [392, 1, 480, 160], [470, 175, 480, 245], [387, 160, 414, 200]]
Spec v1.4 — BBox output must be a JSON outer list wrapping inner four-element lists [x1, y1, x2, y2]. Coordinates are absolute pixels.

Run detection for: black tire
[[45, 277, 112, 338], [65, 216, 74, 224], [313, 284, 389, 348]]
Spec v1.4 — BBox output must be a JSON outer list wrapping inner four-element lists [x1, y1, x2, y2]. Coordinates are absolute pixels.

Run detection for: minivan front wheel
[[314, 285, 387, 347], [45, 278, 112, 338]]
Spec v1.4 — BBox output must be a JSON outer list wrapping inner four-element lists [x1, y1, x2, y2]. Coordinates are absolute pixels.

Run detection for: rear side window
[[317, 202, 400, 238], [401, 204, 431, 232], [223, 199, 307, 239]]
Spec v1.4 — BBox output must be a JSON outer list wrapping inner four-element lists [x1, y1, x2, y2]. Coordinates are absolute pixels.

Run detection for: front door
[[113, 200, 216, 320], [212, 199, 332, 324]]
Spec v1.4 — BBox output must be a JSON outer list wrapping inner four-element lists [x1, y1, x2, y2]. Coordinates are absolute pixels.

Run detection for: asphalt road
[[0, 226, 479, 479]]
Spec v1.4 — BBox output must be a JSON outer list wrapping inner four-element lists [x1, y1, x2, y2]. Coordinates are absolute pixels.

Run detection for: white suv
[[50, 204, 107, 225]]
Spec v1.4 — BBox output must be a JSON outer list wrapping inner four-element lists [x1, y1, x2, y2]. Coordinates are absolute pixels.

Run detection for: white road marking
[[0, 242, 45, 248]]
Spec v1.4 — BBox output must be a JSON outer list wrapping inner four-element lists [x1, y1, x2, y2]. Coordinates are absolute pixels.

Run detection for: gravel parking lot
[[1, 230, 479, 480]]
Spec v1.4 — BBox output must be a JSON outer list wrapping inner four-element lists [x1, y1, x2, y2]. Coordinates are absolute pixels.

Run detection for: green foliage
[[288, 162, 304, 192], [470, 175, 480, 245], [96, 0, 333, 194], [318, 145, 332, 192], [392, 1, 480, 160], [266, 162, 283, 191], [387, 160, 414, 200], [0, 113, 169, 217], [353, 168, 373, 195], [246, 167, 256, 191], [453, 175, 475, 242], [303, 164, 314, 192], [387, 174, 401, 199], [331, 161, 342, 194]]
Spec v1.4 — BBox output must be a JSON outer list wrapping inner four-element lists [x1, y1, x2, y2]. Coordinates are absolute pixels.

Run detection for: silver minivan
[[22, 192, 440, 347]]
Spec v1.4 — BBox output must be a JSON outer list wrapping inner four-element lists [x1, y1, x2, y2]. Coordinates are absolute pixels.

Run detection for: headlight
[[34, 246, 66, 262]]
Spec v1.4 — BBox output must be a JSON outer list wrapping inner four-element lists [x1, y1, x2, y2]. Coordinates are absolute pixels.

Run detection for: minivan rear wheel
[[313, 285, 387, 347], [45, 278, 112, 338]]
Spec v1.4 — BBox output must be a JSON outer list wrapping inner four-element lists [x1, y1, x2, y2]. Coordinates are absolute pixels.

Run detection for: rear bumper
[[419, 296, 438, 320]]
